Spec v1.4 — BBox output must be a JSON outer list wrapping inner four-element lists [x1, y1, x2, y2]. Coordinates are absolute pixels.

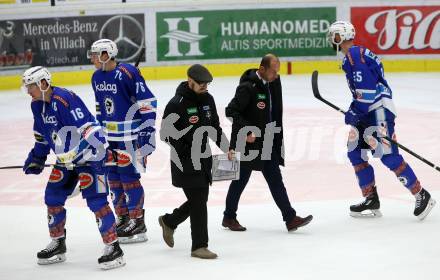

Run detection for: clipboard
[[212, 152, 240, 181]]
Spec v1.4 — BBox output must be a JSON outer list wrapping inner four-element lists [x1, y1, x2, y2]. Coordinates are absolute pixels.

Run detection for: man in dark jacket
[[158, 64, 228, 259], [223, 54, 313, 232]]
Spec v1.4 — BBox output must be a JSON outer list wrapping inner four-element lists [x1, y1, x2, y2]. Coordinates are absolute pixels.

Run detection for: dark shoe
[[414, 188, 436, 220], [191, 247, 218, 259], [158, 215, 175, 248], [98, 241, 125, 270], [222, 217, 246, 231], [286, 215, 313, 232]]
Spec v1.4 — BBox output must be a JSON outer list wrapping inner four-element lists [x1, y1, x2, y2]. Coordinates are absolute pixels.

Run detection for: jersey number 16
[[70, 108, 84, 121]]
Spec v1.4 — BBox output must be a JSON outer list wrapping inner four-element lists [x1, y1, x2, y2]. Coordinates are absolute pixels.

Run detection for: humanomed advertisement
[[156, 7, 336, 61]]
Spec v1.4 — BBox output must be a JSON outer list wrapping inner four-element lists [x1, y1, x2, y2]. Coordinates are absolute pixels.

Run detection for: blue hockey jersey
[[342, 46, 396, 116], [31, 87, 107, 164], [91, 63, 157, 142]]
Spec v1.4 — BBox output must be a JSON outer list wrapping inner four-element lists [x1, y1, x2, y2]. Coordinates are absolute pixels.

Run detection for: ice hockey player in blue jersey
[[88, 39, 157, 243], [327, 21, 436, 220], [22, 66, 125, 270]]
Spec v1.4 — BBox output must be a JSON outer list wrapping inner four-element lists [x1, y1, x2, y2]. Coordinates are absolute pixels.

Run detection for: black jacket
[[161, 82, 228, 188], [226, 69, 285, 170]]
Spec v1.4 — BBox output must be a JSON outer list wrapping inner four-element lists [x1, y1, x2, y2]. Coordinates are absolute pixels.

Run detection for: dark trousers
[[163, 187, 209, 251], [224, 156, 296, 223]]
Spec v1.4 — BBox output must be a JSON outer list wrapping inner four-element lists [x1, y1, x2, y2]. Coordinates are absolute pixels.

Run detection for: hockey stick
[[311, 70, 440, 172], [134, 46, 145, 68], [0, 163, 57, 170], [0, 161, 117, 170], [0, 148, 121, 170]]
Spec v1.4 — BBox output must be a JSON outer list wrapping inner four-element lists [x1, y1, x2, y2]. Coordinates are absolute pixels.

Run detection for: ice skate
[[115, 214, 130, 232], [117, 211, 147, 244], [98, 241, 125, 270], [350, 187, 382, 218], [37, 235, 66, 265], [414, 188, 436, 221]]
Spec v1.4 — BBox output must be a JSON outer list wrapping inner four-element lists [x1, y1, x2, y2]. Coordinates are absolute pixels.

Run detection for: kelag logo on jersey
[[94, 81, 117, 94], [351, 6, 440, 54], [43, 115, 57, 124]]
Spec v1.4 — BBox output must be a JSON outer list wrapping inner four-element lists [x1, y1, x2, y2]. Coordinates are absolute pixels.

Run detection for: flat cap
[[187, 64, 213, 83]]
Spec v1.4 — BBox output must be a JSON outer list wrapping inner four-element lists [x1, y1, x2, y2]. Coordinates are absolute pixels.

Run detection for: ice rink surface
[[0, 72, 439, 279]]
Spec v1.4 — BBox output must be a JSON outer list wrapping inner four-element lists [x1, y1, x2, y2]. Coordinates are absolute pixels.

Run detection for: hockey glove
[[137, 128, 156, 157], [89, 158, 105, 175], [345, 106, 365, 126], [23, 149, 47, 175], [86, 147, 107, 174]]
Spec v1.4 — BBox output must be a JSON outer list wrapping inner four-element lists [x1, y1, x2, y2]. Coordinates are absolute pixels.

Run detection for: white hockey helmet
[[327, 21, 356, 46], [87, 39, 118, 60], [22, 66, 51, 89]]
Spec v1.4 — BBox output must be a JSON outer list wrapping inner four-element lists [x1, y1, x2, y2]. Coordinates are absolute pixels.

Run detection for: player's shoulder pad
[[117, 63, 138, 80], [345, 46, 361, 66], [363, 48, 381, 63], [342, 56, 347, 66], [51, 87, 71, 108], [362, 47, 374, 56], [91, 69, 99, 79]]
